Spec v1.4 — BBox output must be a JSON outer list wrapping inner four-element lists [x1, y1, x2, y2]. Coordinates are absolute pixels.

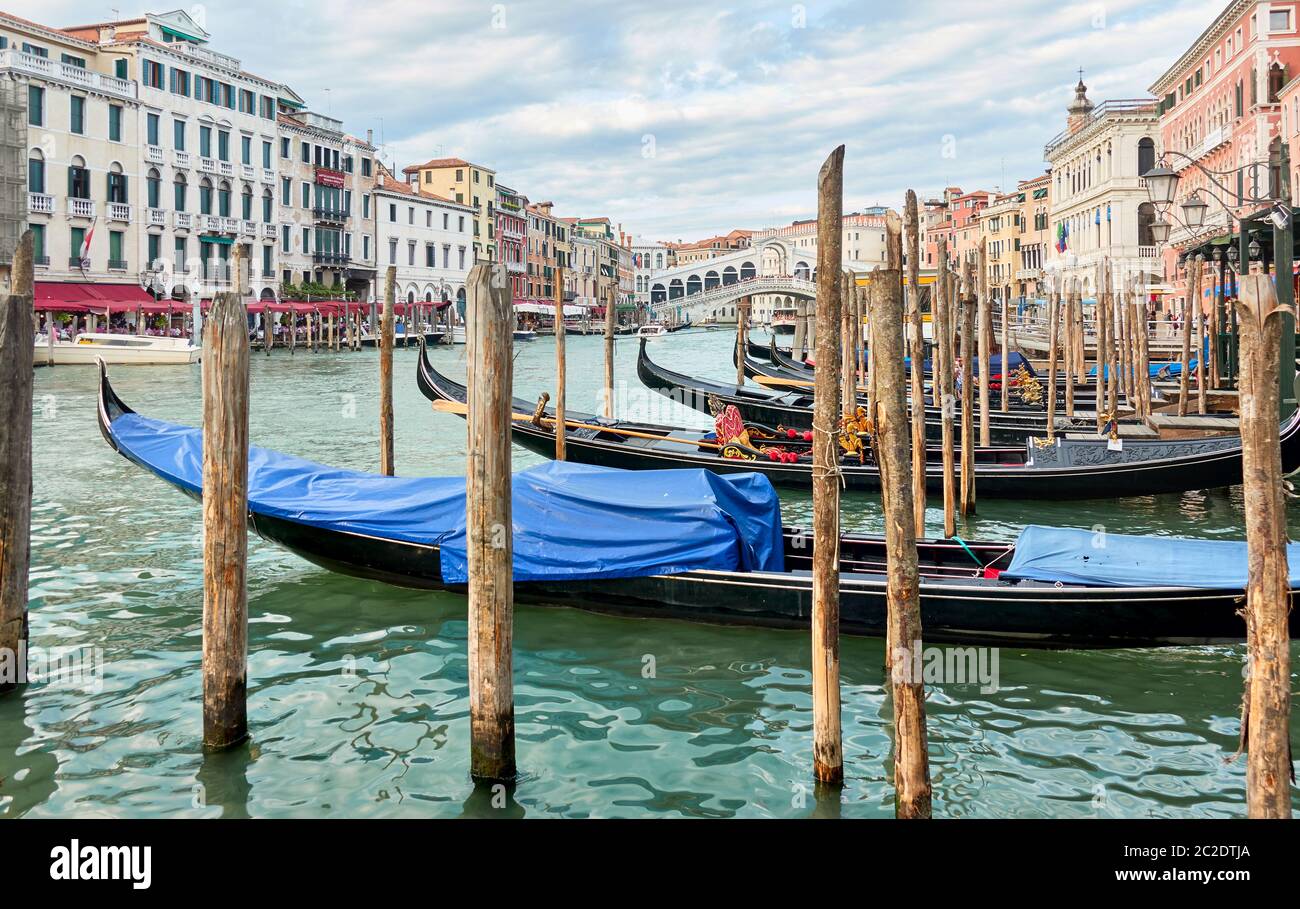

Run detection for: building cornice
[[0, 12, 101, 51], [1045, 107, 1159, 162], [1149, 0, 1252, 95]]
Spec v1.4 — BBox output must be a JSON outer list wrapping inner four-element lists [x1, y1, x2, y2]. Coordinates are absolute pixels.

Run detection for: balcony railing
[[68, 198, 95, 219], [241, 164, 256, 180], [1175, 125, 1230, 171], [219, 161, 235, 178], [1043, 99, 1159, 157], [175, 150, 192, 168], [108, 259, 128, 271], [312, 251, 350, 267], [34, 255, 49, 267], [174, 211, 194, 230], [69, 256, 87, 269], [1138, 245, 1159, 259], [241, 220, 258, 237], [107, 202, 132, 222], [262, 223, 277, 239], [199, 157, 218, 174], [145, 145, 164, 165], [28, 192, 54, 214], [147, 208, 167, 227], [0, 49, 136, 99], [312, 207, 347, 224], [262, 168, 276, 184]]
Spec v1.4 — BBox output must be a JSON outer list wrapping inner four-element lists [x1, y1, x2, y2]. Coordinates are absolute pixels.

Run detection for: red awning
[[34, 282, 177, 313]]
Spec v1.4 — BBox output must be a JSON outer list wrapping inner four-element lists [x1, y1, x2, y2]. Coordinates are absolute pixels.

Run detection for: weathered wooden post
[[904, 191, 926, 535], [0, 232, 33, 694], [869, 212, 932, 819], [1064, 280, 1076, 417], [736, 294, 748, 386], [554, 266, 567, 461], [202, 243, 250, 749], [1106, 261, 1119, 417], [792, 298, 807, 359], [380, 266, 396, 477], [1235, 272, 1293, 819], [1046, 292, 1060, 443], [465, 262, 517, 782], [1001, 265, 1010, 413], [811, 146, 844, 786], [977, 238, 991, 448], [936, 240, 956, 538], [840, 271, 856, 416], [959, 254, 976, 516], [604, 285, 616, 418]]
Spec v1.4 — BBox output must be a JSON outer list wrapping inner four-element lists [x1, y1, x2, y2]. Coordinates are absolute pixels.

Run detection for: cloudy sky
[[29, 0, 1222, 240]]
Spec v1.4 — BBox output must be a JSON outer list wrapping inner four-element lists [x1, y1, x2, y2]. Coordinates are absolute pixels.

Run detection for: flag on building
[[1055, 221, 1068, 253], [79, 217, 97, 267]]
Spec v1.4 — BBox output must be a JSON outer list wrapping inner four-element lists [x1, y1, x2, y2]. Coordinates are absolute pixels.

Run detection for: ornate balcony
[[262, 223, 277, 239], [0, 49, 136, 99], [175, 150, 192, 168], [147, 208, 167, 227], [145, 145, 164, 165], [199, 157, 217, 174], [312, 251, 350, 267], [219, 161, 235, 178], [68, 198, 95, 219], [312, 207, 347, 225], [174, 211, 194, 230], [241, 164, 256, 181], [107, 203, 132, 222]]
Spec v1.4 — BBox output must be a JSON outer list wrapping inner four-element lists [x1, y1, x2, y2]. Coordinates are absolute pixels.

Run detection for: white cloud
[[22, 0, 1225, 237]]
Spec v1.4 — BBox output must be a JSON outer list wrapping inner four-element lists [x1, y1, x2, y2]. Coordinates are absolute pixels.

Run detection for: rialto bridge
[[647, 238, 819, 324]]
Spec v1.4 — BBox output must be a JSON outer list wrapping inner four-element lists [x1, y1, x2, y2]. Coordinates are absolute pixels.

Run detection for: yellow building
[[1015, 174, 1051, 303], [980, 191, 1020, 305], [402, 157, 497, 262]]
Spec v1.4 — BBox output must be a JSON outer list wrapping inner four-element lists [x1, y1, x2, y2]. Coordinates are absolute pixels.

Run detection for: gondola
[[640, 338, 1102, 443], [417, 340, 1300, 499], [96, 360, 1300, 648]]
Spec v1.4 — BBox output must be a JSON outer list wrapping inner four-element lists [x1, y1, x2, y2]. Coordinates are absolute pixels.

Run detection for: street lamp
[[1181, 193, 1209, 229], [1249, 237, 1262, 260], [1149, 220, 1172, 244], [1143, 166, 1180, 206]]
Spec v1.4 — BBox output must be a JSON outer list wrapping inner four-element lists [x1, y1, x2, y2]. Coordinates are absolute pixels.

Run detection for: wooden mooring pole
[[811, 145, 844, 786], [202, 243, 250, 749], [870, 212, 932, 819], [0, 231, 34, 694], [1179, 257, 1199, 417], [1046, 292, 1060, 443], [904, 191, 926, 536], [604, 285, 616, 418], [465, 262, 517, 782], [959, 254, 975, 517], [554, 266, 567, 461], [936, 239, 956, 538], [1235, 272, 1293, 819], [380, 266, 396, 477], [736, 294, 748, 386], [977, 238, 990, 448]]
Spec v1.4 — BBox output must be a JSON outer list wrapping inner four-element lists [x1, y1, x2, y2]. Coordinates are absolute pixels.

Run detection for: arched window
[[1137, 138, 1156, 177], [669, 279, 684, 299], [1137, 201, 1156, 247], [722, 266, 738, 285], [739, 261, 756, 281], [28, 148, 45, 195], [704, 270, 720, 289], [686, 275, 702, 296], [241, 184, 253, 220], [218, 180, 232, 217], [146, 168, 161, 209], [174, 173, 188, 212], [199, 177, 213, 215], [262, 188, 273, 223]]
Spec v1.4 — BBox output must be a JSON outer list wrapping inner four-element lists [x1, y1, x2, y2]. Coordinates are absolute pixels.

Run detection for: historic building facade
[[402, 157, 496, 262], [1044, 78, 1162, 293], [374, 165, 473, 307]]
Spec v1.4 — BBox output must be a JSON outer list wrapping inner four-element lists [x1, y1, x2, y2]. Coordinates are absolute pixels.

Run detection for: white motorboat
[[513, 329, 538, 342], [636, 323, 669, 339], [34, 332, 200, 365]]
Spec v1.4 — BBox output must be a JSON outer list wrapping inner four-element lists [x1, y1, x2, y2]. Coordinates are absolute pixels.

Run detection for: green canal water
[[2, 329, 1297, 818]]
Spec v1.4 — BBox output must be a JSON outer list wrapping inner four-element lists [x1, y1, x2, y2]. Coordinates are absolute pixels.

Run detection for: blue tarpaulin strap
[[951, 535, 982, 566]]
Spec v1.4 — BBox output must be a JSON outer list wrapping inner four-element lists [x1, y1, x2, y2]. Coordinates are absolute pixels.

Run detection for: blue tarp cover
[[903, 352, 1035, 377], [1003, 524, 1299, 589], [109, 412, 785, 584]]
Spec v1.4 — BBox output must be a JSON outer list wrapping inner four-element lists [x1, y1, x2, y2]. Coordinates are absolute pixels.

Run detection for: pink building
[[1150, 0, 1300, 304], [950, 189, 994, 265]]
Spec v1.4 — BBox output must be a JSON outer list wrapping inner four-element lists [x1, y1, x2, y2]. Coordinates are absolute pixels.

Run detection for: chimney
[[366, 129, 373, 145]]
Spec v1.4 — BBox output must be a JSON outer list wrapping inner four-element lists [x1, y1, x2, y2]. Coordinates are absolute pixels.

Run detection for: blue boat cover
[[903, 352, 1035, 377], [1002, 524, 1300, 589], [108, 412, 785, 584]]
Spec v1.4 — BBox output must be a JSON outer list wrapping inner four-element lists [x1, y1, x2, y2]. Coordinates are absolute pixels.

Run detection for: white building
[[374, 167, 474, 308], [276, 108, 378, 300], [1044, 78, 1164, 292], [631, 238, 674, 308]]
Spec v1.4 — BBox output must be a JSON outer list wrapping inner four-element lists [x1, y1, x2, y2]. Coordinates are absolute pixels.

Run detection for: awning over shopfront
[[35, 282, 169, 313]]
